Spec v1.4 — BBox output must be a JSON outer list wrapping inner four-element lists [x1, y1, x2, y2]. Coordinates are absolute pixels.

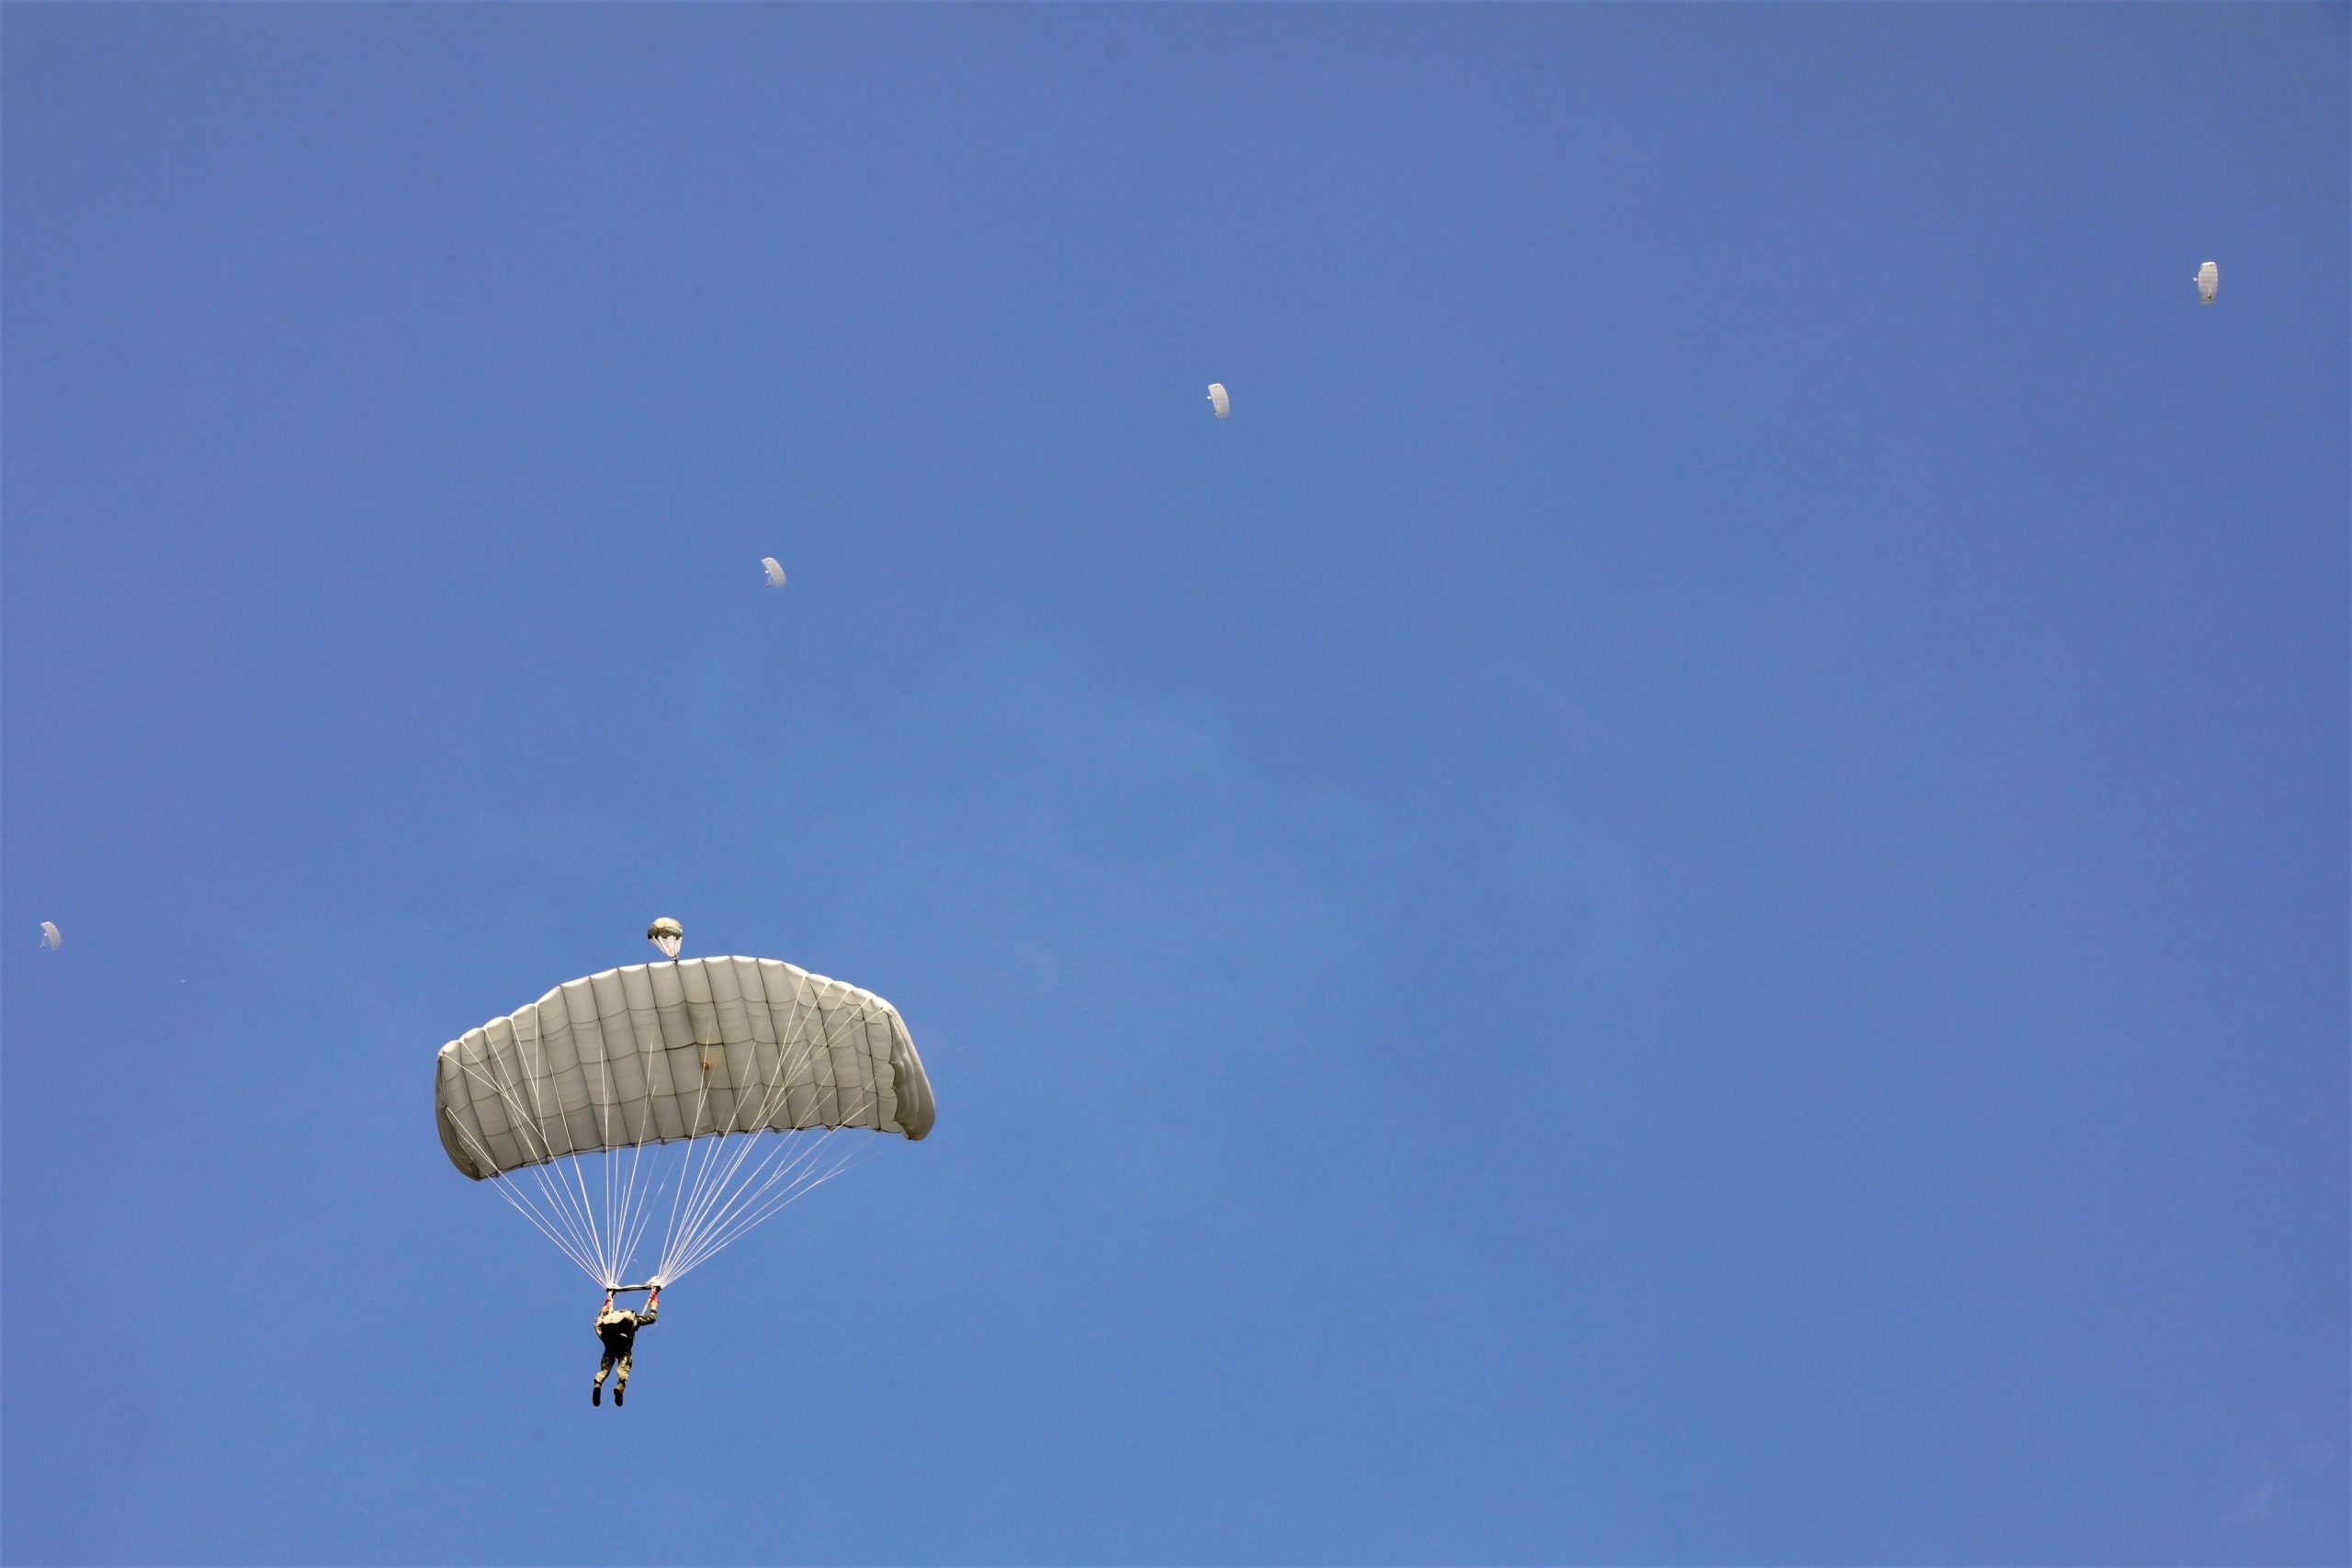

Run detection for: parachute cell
[[1207, 382, 1230, 419], [2196, 262, 2219, 305]]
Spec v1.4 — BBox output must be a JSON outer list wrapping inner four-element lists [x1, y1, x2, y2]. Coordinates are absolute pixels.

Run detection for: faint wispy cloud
[[2216, 1460, 2290, 1536], [1503, 663, 1645, 763], [2215, 1440, 2346, 1551]]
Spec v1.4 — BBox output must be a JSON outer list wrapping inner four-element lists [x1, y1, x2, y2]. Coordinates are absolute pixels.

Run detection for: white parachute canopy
[[1206, 382, 1230, 419], [647, 917, 684, 960], [761, 557, 786, 588], [436, 955, 934, 1289], [37, 921, 61, 952], [2196, 261, 2219, 305]]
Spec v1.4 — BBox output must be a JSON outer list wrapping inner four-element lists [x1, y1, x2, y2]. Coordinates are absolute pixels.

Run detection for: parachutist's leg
[[594, 1352, 616, 1404]]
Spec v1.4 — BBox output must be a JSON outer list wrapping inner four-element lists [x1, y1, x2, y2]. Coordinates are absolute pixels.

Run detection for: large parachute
[[436, 955, 933, 1288]]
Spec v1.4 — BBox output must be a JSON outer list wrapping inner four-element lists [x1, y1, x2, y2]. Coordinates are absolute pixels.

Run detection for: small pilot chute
[[647, 918, 684, 959]]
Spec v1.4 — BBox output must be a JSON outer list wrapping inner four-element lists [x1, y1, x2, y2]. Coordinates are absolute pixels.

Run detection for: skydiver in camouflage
[[592, 1288, 659, 1406]]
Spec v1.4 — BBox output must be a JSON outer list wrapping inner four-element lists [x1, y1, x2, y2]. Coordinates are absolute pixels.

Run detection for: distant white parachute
[[2196, 262, 2219, 305], [37, 921, 61, 952], [1207, 382, 1230, 419], [761, 557, 786, 588], [648, 917, 684, 960], [435, 953, 934, 1289]]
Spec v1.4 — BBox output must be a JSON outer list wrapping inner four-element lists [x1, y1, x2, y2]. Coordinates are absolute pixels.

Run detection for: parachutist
[[592, 1288, 659, 1407]]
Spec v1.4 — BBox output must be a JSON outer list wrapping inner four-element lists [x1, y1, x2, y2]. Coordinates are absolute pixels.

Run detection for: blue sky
[[4, 6, 2346, 1564]]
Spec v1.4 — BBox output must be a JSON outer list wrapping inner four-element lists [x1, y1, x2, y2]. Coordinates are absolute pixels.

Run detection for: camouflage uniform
[[593, 1306, 655, 1399]]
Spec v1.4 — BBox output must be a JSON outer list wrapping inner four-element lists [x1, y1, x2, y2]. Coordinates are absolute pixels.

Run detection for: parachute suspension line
[[662, 1126, 846, 1282], [663, 1122, 831, 1281], [656, 1066, 792, 1281], [603, 1050, 628, 1286], [499, 1021, 614, 1283], [655, 990, 845, 1279], [652, 977, 842, 1281], [671, 1137, 875, 1282], [653, 991, 885, 1283], [516, 1032, 618, 1285], [589, 1043, 660, 1288], [659, 1021, 872, 1280], [453, 1054, 597, 1274], [691, 1134, 875, 1275], [598, 1007, 681, 1288], [599, 1055, 657, 1288], [659, 995, 831, 1278], [455, 1028, 659, 1288], [659, 1111, 876, 1283], [443, 1111, 605, 1280], [619, 1038, 673, 1265], [456, 1039, 616, 1287], [537, 1032, 620, 1284], [594, 1046, 618, 1285], [656, 1025, 729, 1282], [608, 1096, 668, 1288], [575, 1023, 685, 1289], [496, 1172, 602, 1281]]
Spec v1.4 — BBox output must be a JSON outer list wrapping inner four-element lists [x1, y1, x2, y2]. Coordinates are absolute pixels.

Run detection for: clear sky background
[[4, 6, 2346, 1565]]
